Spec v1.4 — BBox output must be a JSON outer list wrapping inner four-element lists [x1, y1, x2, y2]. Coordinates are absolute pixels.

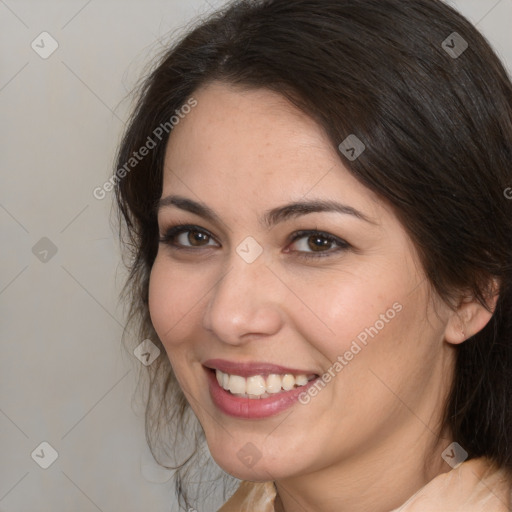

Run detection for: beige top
[[218, 457, 512, 511]]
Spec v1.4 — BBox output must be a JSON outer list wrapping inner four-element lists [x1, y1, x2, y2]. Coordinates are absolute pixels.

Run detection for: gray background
[[1, 1, 511, 511]]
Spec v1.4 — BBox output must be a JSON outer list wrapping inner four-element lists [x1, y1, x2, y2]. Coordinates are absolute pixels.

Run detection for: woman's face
[[149, 81, 457, 482]]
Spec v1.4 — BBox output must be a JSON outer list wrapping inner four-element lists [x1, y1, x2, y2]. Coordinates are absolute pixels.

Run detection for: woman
[[114, 0, 512, 510]]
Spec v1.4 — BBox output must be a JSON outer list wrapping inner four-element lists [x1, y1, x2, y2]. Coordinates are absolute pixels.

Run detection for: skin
[[148, 81, 495, 512]]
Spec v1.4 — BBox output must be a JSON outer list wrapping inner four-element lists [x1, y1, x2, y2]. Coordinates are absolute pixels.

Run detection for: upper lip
[[203, 358, 319, 377]]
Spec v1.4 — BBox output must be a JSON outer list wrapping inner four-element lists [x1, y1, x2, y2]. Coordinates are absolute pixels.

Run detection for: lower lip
[[206, 368, 319, 419]]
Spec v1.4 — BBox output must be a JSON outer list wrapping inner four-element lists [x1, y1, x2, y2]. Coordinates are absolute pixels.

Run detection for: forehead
[[161, 81, 381, 216]]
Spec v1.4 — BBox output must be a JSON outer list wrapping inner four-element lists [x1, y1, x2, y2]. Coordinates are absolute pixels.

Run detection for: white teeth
[[282, 374, 295, 391], [246, 375, 266, 396], [295, 375, 308, 386], [215, 369, 313, 398], [228, 375, 246, 394], [266, 374, 282, 394]]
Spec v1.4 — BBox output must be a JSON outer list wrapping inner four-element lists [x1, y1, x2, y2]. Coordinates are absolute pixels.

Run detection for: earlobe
[[444, 282, 499, 345], [444, 311, 469, 345]]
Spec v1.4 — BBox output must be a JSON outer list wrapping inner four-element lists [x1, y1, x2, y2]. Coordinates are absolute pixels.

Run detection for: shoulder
[[391, 457, 512, 512], [217, 458, 512, 512]]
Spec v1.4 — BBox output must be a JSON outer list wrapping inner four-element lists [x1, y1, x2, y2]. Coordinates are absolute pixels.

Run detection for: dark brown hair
[[114, 0, 512, 509]]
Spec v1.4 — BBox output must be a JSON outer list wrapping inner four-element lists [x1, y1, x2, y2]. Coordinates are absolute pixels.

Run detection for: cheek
[[148, 257, 205, 347], [286, 268, 403, 358]]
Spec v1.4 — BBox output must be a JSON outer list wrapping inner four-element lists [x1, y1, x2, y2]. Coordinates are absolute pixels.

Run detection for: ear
[[444, 279, 499, 345]]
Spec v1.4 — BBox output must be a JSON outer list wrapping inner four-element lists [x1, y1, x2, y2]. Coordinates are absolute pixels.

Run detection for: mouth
[[211, 368, 318, 399], [203, 359, 321, 419]]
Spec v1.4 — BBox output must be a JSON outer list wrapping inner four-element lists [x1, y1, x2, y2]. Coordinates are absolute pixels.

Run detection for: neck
[[274, 424, 452, 512]]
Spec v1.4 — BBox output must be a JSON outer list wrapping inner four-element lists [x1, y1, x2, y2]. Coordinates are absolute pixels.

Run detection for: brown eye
[[287, 230, 350, 258], [307, 235, 333, 252], [187, 230, 211, 246], [159, 225, 220, 249]]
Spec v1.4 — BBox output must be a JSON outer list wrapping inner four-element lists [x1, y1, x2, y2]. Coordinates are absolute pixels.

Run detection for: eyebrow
[[156, 195, 223, 224], [263, 199, 377, 227], [156, 195, 377, 227]]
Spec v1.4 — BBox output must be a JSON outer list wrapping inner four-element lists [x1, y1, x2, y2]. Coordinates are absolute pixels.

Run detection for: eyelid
[[286, 230, 351, 257], [159, 224, 221, 247], [159, 224, 351, 258], [288, 229, 349, 246]]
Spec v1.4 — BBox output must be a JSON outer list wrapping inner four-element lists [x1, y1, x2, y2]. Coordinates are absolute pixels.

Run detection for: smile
[[215, 369, 316, 398], [204, 361, 321, 419]]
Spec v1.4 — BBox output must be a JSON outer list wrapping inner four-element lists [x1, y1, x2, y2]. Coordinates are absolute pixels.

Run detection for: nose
[[202, 254, 285, 345]]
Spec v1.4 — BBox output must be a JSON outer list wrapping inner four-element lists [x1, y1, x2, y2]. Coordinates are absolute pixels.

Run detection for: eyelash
[[159, 224, 217, 250], [287, 230, 350, 258], [158, 224, 351, 259]]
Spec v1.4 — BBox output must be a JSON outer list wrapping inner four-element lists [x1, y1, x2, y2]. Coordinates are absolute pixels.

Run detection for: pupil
[[309, 236, 330, 251]]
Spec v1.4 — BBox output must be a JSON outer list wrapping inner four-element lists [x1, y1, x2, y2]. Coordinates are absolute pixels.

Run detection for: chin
[[209, 445, 298, 482]]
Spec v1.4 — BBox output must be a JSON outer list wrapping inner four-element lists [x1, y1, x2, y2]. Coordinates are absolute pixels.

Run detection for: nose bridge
[[202, 250, 284, 343]]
